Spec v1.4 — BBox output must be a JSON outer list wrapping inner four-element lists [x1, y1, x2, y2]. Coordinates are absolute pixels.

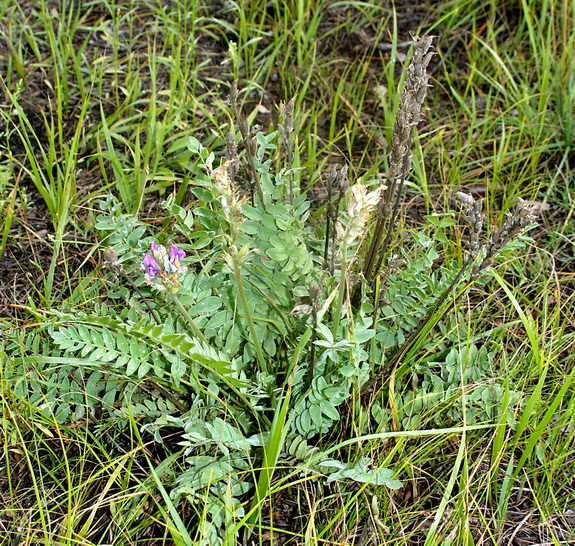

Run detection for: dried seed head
[[102, 247, 125, 276], [456, 192, 484, 257], [360, 36, 435, 287], [225, 131, 239, 183], [490, 198, 537, 249], [386, 36, 435, 193], [471, 198, 537, 278], [336, 164, 349, 195], [229, 81, 239, 104], [291, 304, 314, 316], [456, 192, 475, 208], [514, 198, 539, 223], [278, 97, 295, 140]]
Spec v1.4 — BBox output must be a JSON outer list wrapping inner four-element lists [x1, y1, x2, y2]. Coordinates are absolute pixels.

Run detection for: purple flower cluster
[[143, 242, 187, 293]]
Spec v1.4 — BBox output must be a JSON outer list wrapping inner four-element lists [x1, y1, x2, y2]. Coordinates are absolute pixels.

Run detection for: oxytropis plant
[[16, 35, 537, 544]]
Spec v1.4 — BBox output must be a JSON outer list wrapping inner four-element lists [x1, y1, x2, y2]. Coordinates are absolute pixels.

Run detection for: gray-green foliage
[[6, 118, 531, 543], [172, 414, 259, 545], [376, 233, 452, 349], [372, 344, 525, 430], [290, 316, 373, 437], [46, 310, 243, 424]]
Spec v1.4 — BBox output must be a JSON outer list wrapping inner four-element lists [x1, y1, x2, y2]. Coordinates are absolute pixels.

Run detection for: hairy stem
[[332, 243, 348, 339], [230, 256, 269, 376], [170, 294, 208, 344], [230, 82, 263, 203]]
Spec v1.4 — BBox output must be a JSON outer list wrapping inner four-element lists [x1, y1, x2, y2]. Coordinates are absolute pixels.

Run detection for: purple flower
[[143, 241, 187, 293], [143, 253, 160, 277], [169, 245, 186, 263]]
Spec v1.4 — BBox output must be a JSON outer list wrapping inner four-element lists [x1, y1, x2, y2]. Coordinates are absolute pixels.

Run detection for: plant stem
[[230, 82, 263, 203], [332, 242, 348, 339], [370, 274, 382, 366], [230, 257, 269, 376], [123, 275, 162, 326], [323, 171, 334, 264], [371, 168, 408, 278], [170, 293, 208, 344]]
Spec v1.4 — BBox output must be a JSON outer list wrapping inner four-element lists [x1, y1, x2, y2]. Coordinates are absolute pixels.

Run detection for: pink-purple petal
[[169, 244, 186, 262], [143, 253, 160, 276]]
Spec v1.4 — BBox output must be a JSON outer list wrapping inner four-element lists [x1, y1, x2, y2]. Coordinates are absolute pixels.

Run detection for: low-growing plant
[[3, 36, 540, 543]]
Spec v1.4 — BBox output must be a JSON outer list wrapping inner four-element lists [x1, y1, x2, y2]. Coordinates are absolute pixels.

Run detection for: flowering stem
[[332, 242, 348, 339], [170, 293, 208, 344], [230, 256, 269, 376], [124, 275, 163, 326], [230, 82, 264, 203], [372, 169, 408, 278]]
